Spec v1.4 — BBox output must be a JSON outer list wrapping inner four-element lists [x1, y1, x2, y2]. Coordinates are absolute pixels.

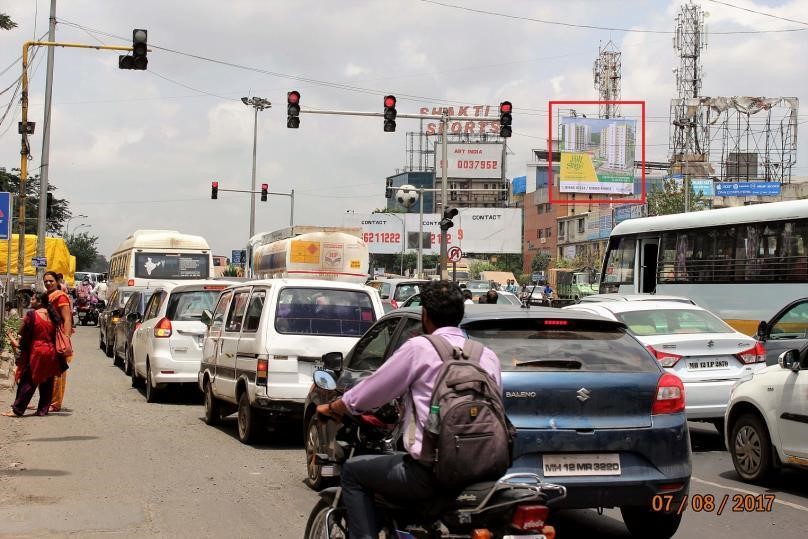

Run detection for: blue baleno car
[[304, 305, 692, 539]]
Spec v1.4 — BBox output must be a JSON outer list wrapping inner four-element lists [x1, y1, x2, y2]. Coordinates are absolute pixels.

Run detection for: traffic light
[[211, 181, 218, 199], [499, 101, 512, 138], [287, 91, 300, 128], [261, 183, 268, 202], [385, 178, 394, 199], [46, 192, 54, 218], [119, 29, 148, 70], [383, 95, 397, 132], [440, 207, 458, 231]]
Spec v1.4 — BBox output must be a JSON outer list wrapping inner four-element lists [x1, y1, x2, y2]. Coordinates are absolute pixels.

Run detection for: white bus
[[600, 199, 808, 335], [108, 230, 214, 294]]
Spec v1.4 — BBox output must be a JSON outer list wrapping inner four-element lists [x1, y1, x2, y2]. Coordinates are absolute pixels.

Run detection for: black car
[[303, 306, 692, 538], [755, 297, 808, 365], [113, 288, 155, 374], [99, 287, 146, 358]]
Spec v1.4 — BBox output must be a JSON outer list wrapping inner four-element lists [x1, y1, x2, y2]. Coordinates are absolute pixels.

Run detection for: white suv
[[725, 345, 808, 482]]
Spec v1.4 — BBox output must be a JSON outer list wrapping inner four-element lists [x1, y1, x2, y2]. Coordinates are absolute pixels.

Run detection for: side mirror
[[313, 369, 337, 390], [201, 309, 213, 327], [126, 312, 140, 323], [756, 320, 769, 340], [322, 351, 344, 372], [778, 349, 801, 372], [380, 294, 390, 300]]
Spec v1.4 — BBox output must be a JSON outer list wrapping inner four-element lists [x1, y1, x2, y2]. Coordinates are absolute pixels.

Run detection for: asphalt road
[[1, 326, 807, 538]]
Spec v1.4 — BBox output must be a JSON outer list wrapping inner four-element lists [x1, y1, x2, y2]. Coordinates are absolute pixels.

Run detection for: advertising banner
[[438, 143, 503, 179], [714, 181, 781, 197], [690, 178, 714, 196], [559, 117, 636, 194], [0, 192, 9, 240], [347, 208, 522, 255], [613, 204, 646, 225]]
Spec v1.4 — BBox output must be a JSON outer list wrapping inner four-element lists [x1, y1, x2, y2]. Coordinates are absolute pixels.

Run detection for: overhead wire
[[704, 0, 808, 27]]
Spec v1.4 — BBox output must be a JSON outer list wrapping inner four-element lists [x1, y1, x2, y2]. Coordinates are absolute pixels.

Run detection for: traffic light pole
[[214, 186, 294, 227], [17, 39, 133, 290]]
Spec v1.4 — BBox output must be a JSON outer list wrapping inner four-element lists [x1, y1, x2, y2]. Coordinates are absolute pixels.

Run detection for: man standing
[[317, 281, 502, 539]]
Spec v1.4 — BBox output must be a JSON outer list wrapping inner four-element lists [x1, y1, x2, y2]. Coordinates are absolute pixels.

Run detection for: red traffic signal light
[[261, 183, 268, 202], [499, 100, 512, 138], [499, 101, 512, 114], [384, 95, 397, 132], [287, 91, 301, 128], [211, 181, 219, 200]]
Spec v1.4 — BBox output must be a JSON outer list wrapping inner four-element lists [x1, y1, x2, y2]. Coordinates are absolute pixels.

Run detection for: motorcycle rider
[[92, 278, 108, 303], [75, 277, 97, 308], [317, 280, 502, 539]]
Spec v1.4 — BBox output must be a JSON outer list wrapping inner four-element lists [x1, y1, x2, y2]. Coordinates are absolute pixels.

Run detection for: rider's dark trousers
[[341, 452, 437, 539]]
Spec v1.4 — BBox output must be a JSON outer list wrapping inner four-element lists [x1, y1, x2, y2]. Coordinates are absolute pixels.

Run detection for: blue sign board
[[690, 179, 714, 196], [512, 176, 526, 195], [231, 250, 242, 264], [31, 257, 47, 268], [714, 182, 781, 197], [0, 192, 10, 240]]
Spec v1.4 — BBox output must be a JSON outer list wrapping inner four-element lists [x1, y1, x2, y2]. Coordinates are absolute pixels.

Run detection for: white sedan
[[565, 300, 767, 430], [131, 281, 234, 403]]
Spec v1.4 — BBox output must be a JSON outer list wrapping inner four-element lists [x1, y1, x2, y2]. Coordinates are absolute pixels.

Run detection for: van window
[[242, 291, 265, 333], [167, 290, 222, 322], [211, 291, 232, 329], [275, 287, 376, 337], [225, 291, 250, 332]]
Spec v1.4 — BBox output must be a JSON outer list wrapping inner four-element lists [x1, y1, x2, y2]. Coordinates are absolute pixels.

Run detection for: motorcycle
[[304, 370, 566, 539], [75, 296, 100, 326]]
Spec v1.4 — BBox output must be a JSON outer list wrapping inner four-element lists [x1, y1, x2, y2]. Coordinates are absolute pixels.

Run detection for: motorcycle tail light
[[154, 317, 172, 338], [510, 504, 549, 532], [737, 342, 766, 364]]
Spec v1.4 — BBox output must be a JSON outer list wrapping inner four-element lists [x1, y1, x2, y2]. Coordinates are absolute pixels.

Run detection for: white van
[[198, 278, 383, 443]]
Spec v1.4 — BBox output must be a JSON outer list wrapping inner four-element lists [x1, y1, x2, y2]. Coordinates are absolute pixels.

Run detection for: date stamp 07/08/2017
[[652, 494, 776, 516]]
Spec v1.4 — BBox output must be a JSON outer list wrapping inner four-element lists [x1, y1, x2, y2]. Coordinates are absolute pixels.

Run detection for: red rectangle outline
[[548, 100, 646, 205]]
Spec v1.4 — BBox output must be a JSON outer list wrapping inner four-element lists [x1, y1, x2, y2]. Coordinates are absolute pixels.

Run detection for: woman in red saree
[[44, 270, 73, 412], [3, 292, 63, 417]]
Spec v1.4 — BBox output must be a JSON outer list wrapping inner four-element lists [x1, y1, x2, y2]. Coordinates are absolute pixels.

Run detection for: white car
[[725, 345, 808, 482], [564, 301, 767, 429], [131, 280, 235, 402], [575, 293, 696, 305]]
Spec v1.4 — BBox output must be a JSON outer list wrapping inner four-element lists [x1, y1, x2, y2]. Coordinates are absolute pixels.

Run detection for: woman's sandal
[[2, 410, 21, 417]]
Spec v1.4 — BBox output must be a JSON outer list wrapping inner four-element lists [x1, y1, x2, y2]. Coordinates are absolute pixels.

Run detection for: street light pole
[[439, 109, 449, 280], [65, 214, 87, 237], [241, 96, 271, 239]]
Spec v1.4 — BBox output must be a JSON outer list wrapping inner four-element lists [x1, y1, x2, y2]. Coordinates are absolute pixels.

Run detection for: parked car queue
[[95, 281, 808, 538]]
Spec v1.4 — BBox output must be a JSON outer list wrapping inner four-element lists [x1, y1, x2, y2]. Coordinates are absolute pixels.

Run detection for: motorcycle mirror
[[313, 369, 337, 390]]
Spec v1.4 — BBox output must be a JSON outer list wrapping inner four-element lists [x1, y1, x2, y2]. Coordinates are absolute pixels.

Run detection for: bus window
[[603, 236, 636, 286]]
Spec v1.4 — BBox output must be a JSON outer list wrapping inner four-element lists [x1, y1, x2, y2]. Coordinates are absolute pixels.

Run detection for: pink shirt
[[341, 326, 502, 459]]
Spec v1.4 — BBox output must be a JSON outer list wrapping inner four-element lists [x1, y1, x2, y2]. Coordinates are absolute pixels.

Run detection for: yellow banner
[[290, 240, 321, 264], [560, 152, 598, 182]]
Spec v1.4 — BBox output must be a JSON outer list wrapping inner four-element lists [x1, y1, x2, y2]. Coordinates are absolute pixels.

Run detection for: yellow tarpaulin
[[0, 235, 75, 285]]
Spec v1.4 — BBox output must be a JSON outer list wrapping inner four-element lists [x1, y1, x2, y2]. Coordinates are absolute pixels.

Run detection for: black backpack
[[418, 335, 515, 489]]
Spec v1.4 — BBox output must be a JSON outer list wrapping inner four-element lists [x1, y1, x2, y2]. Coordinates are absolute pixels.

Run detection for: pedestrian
[[486, 289, 499, 304], [43, 271, 73, 413], [3, 292, 64, 417], [463, 289, 474, 304]]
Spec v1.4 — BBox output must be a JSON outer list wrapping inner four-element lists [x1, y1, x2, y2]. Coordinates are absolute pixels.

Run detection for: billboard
[[437, 143, 503, 179], [0, 192, 10, 240], [418, 105, 500, 135], [690, 178, 714, 196], [347, 208, 522, 255], [559, 116, 636, 195], [714, 181, 781, 197]]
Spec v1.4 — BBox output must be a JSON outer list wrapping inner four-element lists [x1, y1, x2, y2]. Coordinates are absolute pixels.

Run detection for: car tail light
[[111, 316, 121, 324], [390, 299, 399, 309], [646, 345, 683, 368], [256, 358, 268, 386], [127, 279, 135, 286], [470, 530, 493, 539], [153, 317, 172, 338], [736, 342, 766, 364], [543, 319, 568, 326], [510, 504, 550, 532], [652, 373, 685, 415]]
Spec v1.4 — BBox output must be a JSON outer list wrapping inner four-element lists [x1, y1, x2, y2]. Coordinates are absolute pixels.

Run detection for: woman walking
[[3, 292, 63, 417], [44, 270, 73, 412]]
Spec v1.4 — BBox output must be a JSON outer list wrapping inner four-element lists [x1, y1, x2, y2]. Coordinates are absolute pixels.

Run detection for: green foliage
[[0, 13, 17, 30], [647, 177, 706, 216], [0, 168, 71, 234], [222, 264, 241, 277], [66, 231, 100, 271], [1, 312, 22, 352], [530, 253, 551, 273], [469, 261, 497, 279]]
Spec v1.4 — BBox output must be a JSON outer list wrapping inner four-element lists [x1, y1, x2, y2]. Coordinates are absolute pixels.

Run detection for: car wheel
[[123, 346, 133, 375], [129, 353, 141, 388], [105, 335, 114, 358], [145, 362, 159, 403], [621, 505, 683, 539], [99, 333, 105, 351], [305, 415, 334, 490], [730, 414, 772, 482], [204, 381, 221, 426], [237, 391, 257, 444]]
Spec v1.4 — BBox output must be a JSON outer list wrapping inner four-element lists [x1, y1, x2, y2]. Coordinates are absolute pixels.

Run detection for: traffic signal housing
[[499, 101, 512, 138], [384, 95, 397, 132], [287, 91, 300, 128], [440, 207, 459, 231], [261, 183, 268, 202], [119, 29, 148, 70], [385, 178, 394, 199], [211, 181, 218, 199], [46, 192, 54, 218]]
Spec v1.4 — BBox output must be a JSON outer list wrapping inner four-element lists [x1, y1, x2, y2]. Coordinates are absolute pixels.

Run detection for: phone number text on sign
[[455, 160, 498, 171], [363, 232, 401, 244]]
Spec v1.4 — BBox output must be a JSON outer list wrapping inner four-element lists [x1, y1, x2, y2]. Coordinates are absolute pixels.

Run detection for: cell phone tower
[[593, 40, 621, 119]]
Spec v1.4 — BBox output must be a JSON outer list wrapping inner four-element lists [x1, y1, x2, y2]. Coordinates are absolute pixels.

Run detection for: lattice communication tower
[[593, 40, 621, 119]]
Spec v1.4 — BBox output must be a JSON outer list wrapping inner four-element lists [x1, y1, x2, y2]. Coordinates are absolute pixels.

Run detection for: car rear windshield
[[275, 287, 376, 337], [614, 309, 733, 336], [463, 318, 658, 373], [393, 283, 424, 301], [166, 290, 221, 321]]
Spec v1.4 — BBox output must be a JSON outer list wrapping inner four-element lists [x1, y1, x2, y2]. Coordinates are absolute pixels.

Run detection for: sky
[[1, 0, 807, 258]]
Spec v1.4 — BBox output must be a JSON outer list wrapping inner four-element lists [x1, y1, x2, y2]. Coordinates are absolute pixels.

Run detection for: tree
[[65, 231, 99, 271], [530, 253, 551, 274], [90, 255, 109, 274], [647, 177, 706, 216], [0, 167, 71, 233], [0, 13, 17, 30]]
